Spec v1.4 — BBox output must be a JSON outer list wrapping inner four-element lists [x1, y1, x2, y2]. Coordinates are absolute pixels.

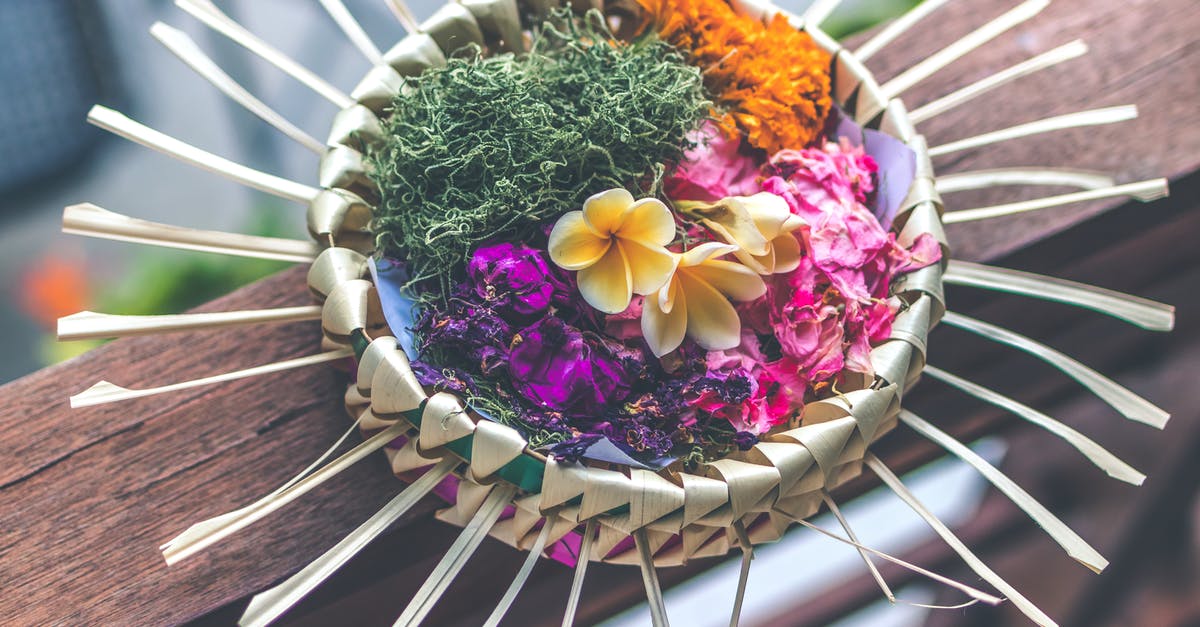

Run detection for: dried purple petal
[[467, 242, 573, 322], [508, 317, 634, 417], [733, 430, 759, 450]]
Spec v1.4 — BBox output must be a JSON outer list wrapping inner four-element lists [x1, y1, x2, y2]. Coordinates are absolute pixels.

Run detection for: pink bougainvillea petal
[[665, 121, 761, 202]]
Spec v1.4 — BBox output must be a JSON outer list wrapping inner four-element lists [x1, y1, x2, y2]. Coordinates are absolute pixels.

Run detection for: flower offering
[[61, 0, 1174, 624], [370, 10, 939, 469]]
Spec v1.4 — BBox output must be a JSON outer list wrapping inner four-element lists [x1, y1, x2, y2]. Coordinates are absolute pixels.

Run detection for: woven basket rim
[[311, 0, 947, 566]]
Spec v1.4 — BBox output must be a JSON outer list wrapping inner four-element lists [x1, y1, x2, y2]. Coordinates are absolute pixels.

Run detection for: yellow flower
[[679, 193, 803, 275], [548, 188, 677, 314], [641, 242, 767, 357]]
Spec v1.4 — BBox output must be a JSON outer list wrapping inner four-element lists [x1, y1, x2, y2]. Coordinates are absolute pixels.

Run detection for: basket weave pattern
[[309, 0, 948, 566]]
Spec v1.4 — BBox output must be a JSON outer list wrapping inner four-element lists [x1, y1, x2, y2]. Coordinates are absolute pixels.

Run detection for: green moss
[[368, 13, 710, 295]]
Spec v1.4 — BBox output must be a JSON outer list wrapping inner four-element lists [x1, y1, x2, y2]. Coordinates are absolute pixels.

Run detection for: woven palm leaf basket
[[60, 0, 1176, 625]]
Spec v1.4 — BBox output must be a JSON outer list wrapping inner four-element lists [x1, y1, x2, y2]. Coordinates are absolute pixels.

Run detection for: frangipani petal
[[582, 188, 635, 236], [682, 196, 772, 256], [554, 188, 679, 316], [678, 242, 739, 267], [732, 246, 772, 275], [659, 273, 680, 314], [770, 232, 802, 274], [618, 198, 676, 246], [683, 194, 803, 275], [745, 192, 796, 239], [643, 283, 687, 357], [733, 232, 802, 275], [624, 239, 677, 296], [679, 271, 742, 351], [782, 213, 805, 233], [548, 211, 611, 270], [686, 260, 767, 302], [577, 242, 632, 314]]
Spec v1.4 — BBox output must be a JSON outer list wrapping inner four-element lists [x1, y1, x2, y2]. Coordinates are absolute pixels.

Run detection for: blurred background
[[11, 3, 1196, 627]]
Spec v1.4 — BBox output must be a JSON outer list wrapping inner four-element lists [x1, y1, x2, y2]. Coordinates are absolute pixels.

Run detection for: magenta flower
[[508, 317, 633, 417], [739, 368, 795, 433], [703, 332, 804, 433], [467, 242, 571, 320], [768, 139, 877, 207]]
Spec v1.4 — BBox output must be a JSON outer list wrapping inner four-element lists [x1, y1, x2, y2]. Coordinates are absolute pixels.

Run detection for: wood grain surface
[[1, 0, 1196, 625]]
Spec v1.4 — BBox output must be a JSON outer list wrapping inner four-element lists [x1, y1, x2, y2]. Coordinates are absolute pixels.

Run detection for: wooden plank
[[885, 0, 1200, 261], [0, 267, 441, 626], [0, 0, 1195, 624]]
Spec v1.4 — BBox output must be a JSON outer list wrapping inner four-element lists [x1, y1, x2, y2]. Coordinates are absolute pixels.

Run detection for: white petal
[[782, 213, 806, 232], [681, 196, 777, 256], [617, 198, 676, 246], [577, 243, 632, 314], [732, 247, 772, 275], [678, 242, 739, 267], [659, 273, 680, 314], [548, 212, 611, 270], [745, 193, 795, 239], [642, 285, 687, 357], [623, 240, 677, 296], [582, 188, 635, 236], [679, 271, 742, 351], [770, 232, 802, 274], [687, 260, 767, 302]]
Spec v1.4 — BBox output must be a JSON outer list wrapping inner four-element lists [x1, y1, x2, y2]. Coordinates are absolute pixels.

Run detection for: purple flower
[[613, 421, 676, 457], [733, 431, 759, 450], [415, 299, 513, 375], [411, 360, 479, 397], [625, 377, 695, 427], [508, 317, 633, 417], [692, 369, 756, 408], [467, 242, 571, 321], [518, 405, 571, 434]]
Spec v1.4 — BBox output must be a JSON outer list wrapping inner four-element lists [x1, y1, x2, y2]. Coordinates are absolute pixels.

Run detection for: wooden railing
[[1, 0, 1196, 624]]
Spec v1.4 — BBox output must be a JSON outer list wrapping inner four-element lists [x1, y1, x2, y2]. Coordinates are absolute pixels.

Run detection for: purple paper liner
[[831, 105, 916, 229]]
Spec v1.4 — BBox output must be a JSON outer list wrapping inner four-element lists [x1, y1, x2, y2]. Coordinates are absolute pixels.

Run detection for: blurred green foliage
[[96, 208, 291, 316], [822, 0, 922, 40], [39, 207, 291, 365]]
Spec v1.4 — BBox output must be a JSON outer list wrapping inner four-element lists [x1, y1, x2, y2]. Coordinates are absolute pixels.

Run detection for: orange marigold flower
[[636, 0, 833, 154]]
